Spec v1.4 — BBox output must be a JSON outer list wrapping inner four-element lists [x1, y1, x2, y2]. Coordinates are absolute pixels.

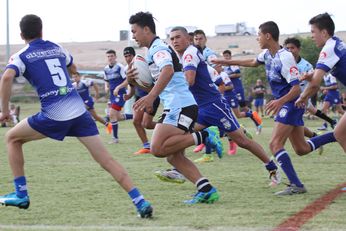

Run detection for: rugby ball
[[133, 54, 153, 88]]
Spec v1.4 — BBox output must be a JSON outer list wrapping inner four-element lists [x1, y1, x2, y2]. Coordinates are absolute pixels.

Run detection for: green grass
[[0, 103, 345, 231]]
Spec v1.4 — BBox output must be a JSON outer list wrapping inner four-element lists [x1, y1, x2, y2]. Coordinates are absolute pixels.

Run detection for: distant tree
[[299, 36, 321, 67], [241, 65, 267, 97]]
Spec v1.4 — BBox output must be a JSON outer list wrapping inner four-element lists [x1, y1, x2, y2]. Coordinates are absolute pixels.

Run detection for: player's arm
[[92, 83, 100, 100], [113, 79, 128, 96], [147, 65, 173, 99], [0, 68, 16, 119], [297, 69, 325, 104], [211, 58, 259, 67], [320, 84, 338, 91], [184, 70, 196, 86]]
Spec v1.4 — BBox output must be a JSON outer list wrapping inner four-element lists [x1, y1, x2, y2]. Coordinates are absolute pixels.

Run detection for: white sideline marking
[[0, 225, 270, 231]]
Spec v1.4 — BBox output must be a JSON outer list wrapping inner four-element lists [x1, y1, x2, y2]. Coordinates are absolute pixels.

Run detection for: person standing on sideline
[[213, 21, 322, 195], [296, 12, 346, 152], [104, 49, 133, 144], [0, 14, 153, 218], [72, 72, 109, 127], [253, 79, 266, 118], [128, 11, 222, 204]]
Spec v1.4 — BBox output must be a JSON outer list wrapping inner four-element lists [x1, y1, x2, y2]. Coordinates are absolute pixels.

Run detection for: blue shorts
[[274, 101, 304, 126], [110, 92, 126, 110], [324, 92, 340, 105], [197, 98, 240, 132], [254, 98, 264, 107], [158, 105, 198, 132], [28, 111, 99, 141], [224, 94, 239, 109]]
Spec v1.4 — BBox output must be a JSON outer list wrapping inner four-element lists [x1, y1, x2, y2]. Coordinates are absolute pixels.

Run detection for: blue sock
[[14, 176, 28, 198], [124, 114, 133, 120], [275, 149, 303, 187], [265, 160, 277, 171], [245, 111, 252, 117], [143, 142, 150, 149], [205, 141, 212, 154], [307, 132, 336, 151], [128, 188, 145, 210], [111, 121, 118, 139]]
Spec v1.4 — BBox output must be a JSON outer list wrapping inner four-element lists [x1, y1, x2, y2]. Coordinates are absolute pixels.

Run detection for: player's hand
[[264, 99, 283, 116], [126, 63, 139, 85], [210, 58, 227, 65], [299, 72, 313, 82], [113, 87, 120, 96], [133, 94, 154, 113], [123, 94, 131, 101], [295, 96, 307, 109], [0, 111, 11, 123]]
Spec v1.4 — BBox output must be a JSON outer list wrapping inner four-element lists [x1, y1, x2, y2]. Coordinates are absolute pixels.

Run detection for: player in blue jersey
[[128, 12, 221, 204], [169, 26, 280, 185], [296, 13, 346, 153], [119, 46, 160, 155], [193, 30, 218, 66], [222, 50, 263, 130], [104, 49, 133, 144], [213, 21, 324, 195], [318, 74, 344, 130], [284, 37, 337, 133], [72, 72, 109, 127], [0, 14, 153, 218]]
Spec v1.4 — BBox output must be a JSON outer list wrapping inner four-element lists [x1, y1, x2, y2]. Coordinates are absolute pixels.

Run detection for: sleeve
[[6, 53, 26, 77], [119, 64, 126, 79], [280, 52, 300, 86], [256, 50, 267, 64], [58, 44, 73, 67], [182, 49, 199, 72], [152, 50, 173, 71], [316, 41, 340, 72]]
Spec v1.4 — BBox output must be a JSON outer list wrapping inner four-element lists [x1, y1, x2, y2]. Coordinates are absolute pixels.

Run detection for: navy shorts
[[28, 111, 99, 141], [274, 101, 304, 126]]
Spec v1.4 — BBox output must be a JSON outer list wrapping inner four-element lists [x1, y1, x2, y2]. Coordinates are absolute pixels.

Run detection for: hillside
[[1, 31, 346, 71]]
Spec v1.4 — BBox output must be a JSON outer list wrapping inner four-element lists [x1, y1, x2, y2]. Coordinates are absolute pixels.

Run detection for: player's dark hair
[[106, 49, 116, 55], [309, 13, 335, 36], [284, 37, 301, 48], [129, 11, 156, 34], [170, 26, 188, 35], [123, 47, 136, 56], [193, 29, 206, 37], [20, 14, 42, 40], [223, 50, 232, 56], [259, 21, 279, 42]]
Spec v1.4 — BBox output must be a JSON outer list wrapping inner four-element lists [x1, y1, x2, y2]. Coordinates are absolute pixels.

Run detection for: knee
[[133, 118, 141, 127], [150, 145, 165, 158]]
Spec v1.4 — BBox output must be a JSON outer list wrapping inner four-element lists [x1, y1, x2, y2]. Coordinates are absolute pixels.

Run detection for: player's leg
[[78, 135, 152, 217], [334, 113, 346, 152], [288, 126, 314, 155], [109, 106, 121, 143], [166, 151, 219, 204], [0, 118, 46, 209], [132, 108, 150, 154], [270, 122, 306, 195], [89, 108, 108, 125]]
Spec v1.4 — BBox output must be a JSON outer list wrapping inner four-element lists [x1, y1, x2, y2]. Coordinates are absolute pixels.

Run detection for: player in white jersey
[[128, 12, 222, 204], [0, 14, 153, 218], [212, 21, 323, 195], [72, 72, 108, 127], [296, 13, 346, 152]]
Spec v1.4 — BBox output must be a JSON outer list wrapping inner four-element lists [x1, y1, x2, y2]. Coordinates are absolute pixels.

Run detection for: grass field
[[0, 103, 345, 231]]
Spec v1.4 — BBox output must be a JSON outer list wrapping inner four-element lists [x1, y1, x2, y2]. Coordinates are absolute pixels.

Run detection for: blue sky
[[1, 0, 346, 45]]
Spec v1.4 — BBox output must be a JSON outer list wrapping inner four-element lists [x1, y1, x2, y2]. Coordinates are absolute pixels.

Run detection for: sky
[[1, 0, 346, 45]]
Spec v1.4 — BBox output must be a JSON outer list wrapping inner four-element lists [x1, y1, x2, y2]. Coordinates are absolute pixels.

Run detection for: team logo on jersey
[[154, 51, 168, 60], [278, 107, 288, 118], [289, 66, 299, 77], [319, 51, 327, 59], [184, 54, 193, 63]]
